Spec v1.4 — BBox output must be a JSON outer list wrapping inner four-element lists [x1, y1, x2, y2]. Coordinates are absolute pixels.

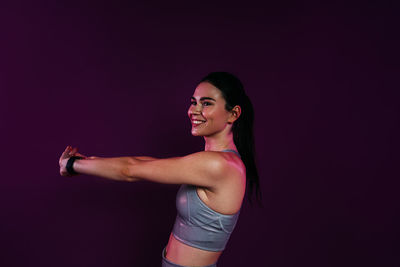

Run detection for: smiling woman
[[59, 72, 260, 267]]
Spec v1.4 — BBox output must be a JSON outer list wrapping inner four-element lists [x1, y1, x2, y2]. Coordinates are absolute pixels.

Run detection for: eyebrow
[[191, 96, 216, 102]]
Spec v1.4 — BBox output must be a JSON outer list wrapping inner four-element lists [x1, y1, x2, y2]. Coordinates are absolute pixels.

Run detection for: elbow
[[121, 158, 140, 182]]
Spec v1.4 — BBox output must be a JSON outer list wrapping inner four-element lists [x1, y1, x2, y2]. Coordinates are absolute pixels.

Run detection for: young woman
[[59, 72, 261, 267]]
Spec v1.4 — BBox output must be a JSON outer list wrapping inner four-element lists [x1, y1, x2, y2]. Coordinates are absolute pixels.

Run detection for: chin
[[191, 128, 217, 137], [191, 128, 208, 136], [191, 131, 203, 136]]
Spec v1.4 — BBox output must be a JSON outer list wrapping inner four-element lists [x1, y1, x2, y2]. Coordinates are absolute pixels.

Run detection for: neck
[[204, 130, 237, 152]]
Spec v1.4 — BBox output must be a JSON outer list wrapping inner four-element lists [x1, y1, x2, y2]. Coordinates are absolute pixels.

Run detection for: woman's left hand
[[59, 146, 87, 176]]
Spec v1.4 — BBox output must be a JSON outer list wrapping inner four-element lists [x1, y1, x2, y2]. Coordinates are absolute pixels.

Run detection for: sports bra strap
[[221, 149, 241, 158]]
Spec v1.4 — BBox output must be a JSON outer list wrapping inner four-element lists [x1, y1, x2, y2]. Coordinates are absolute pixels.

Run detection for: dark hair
[[200, 72, 262, 205]]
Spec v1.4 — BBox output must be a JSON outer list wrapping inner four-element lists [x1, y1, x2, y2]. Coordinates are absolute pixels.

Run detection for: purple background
[[1, 1, 399, 266]]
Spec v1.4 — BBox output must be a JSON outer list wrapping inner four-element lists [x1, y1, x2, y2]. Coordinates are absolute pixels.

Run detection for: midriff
[[165, 233, 222, 266]]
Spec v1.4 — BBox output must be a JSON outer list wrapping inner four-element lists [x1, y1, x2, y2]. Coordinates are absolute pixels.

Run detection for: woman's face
[[188, 82, 232, 137]]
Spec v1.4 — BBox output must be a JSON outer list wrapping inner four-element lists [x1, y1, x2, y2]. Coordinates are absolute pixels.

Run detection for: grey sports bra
[[172, 149, 242, 252]]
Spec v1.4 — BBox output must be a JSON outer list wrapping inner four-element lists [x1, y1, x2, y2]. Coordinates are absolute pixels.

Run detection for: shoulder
[[185, 151, 243, 177], [182, 151, 228, 171]]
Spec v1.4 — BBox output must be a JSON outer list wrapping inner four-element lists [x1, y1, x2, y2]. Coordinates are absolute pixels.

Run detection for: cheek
[[208, 110, 229, 126], [202, 110, 218, 122], [204, 107, 220, 118]]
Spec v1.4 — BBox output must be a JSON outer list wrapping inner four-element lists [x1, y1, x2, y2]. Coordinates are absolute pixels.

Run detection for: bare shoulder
[[182, 150, 226, 168], [182, 151, 235, 172], [187, 151, 244, 179]]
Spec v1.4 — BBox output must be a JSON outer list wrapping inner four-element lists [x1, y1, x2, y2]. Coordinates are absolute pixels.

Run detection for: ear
[[228, 105, 241, 124]]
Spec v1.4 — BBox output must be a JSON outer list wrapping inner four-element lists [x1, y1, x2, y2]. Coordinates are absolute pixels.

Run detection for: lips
[[191, 119, 206, 127]]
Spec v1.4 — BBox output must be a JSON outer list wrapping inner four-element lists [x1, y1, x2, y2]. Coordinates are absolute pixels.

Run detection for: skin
[[59, 81, 246, 266]]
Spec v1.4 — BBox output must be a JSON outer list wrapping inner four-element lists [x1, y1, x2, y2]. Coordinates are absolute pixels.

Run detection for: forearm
[[73, 156, 141, 182], [135, 156, 158, 161]]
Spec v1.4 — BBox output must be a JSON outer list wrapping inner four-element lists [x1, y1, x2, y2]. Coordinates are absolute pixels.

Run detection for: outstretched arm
[[59, 146, 157, 182], [59, 146, 233, 188]]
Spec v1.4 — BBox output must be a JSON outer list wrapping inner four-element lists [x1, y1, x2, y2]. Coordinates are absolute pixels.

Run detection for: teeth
[[193, 120, 205, 124]]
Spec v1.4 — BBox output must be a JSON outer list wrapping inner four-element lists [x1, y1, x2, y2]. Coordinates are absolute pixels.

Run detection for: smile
[[192, 120, 206, 126]]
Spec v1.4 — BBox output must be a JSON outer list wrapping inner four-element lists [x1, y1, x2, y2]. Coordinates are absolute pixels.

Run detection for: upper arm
[[125, 151, 229, 188]]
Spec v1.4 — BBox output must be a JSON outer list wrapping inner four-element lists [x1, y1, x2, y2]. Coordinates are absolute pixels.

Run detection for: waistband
[[161, 247, 217, 267]]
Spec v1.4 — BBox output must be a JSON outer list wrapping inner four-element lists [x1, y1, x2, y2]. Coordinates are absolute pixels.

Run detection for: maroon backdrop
[[1, 1, 399, 266]]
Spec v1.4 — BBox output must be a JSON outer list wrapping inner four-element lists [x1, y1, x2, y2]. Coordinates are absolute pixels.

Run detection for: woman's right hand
[[59, 146, 98, 177]]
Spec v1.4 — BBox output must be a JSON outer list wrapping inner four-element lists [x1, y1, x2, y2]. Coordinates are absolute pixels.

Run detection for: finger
[[61, 149, 69, 158], [70, 147, 78, 155], [66, 146, 73, 154]]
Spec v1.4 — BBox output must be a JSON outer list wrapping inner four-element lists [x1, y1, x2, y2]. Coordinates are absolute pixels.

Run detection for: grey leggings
[[161, 247, 217, 267]]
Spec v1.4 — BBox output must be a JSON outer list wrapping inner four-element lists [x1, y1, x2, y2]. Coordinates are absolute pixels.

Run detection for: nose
[[189, 103, 202, 115]]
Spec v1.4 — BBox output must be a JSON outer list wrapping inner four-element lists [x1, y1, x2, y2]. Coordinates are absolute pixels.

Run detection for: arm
[[59, 146, 158, 182], [60, 147, 230, 188], [85, 156, 158, 161], [135, 156, 158, 161], [124, 151, 231, 188], [72, 157, 138, 182], [71, 156, 159, 182]]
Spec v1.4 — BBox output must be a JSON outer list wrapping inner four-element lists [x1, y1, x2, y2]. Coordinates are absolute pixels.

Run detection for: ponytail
[[233, 94, 261, 205]]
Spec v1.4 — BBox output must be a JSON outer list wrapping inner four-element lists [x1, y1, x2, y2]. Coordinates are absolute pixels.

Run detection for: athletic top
[[172, 149, 242, 252]]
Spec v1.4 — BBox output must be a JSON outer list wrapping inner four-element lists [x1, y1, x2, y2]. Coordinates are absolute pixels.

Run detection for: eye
[[190, 101, 196, 105], [202, 102, 212, 106]]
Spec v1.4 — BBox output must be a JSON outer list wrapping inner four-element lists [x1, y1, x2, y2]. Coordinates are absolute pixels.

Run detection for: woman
[[59, 72, 261, 267]]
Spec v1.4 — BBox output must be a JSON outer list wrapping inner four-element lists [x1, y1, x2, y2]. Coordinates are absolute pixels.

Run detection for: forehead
[[192, 82, 223, 99]]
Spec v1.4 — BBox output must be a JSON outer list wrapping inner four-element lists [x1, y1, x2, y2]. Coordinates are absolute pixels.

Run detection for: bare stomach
[[165, 233, 222, 266]]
